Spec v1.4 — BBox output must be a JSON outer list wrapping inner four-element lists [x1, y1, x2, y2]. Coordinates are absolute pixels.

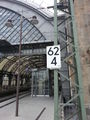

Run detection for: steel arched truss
[[0, 7, 46, 45]]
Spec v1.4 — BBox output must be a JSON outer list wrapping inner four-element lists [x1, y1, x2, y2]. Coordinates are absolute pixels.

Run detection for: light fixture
[[5, 19, 13, 28], [30, 16, 39, 25]]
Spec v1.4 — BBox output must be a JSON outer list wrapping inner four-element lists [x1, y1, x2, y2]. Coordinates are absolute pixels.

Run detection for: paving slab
[[0, 95, 54, 120]]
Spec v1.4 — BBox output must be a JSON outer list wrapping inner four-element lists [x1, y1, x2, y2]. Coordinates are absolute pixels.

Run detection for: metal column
[[54, 0, 59, 120], [54, 0, 87, 120], [69, 0, 87, 119]]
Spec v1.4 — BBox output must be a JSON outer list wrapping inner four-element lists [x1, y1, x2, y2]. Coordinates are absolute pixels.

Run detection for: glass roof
[[14, 0, 54, 17], [15, 0, 63, 17], [0, 55, 46, 75], [0, 7, 46, 45]]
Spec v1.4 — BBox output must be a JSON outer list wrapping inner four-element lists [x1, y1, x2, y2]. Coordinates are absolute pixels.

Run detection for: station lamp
[[5, 19, 14, 28]]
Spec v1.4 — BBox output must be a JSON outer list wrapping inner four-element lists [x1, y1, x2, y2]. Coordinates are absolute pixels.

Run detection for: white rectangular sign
[[46, 45, 61, 69]]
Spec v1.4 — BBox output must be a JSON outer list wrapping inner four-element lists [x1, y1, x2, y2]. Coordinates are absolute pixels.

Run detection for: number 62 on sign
[[46, 45, 61, 69]]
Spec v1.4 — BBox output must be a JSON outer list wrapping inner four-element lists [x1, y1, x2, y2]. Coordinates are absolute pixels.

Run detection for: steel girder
[[55, 0, 86, 120]]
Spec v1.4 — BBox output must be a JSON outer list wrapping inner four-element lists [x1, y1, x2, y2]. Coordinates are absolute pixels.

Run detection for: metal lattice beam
[[56, 0, 86, 120]]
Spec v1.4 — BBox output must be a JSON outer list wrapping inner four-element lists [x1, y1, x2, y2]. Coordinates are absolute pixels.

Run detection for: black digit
[[51, 57, 57, 65], [54, 47, 59, 55], [48, 47, 53, 56]]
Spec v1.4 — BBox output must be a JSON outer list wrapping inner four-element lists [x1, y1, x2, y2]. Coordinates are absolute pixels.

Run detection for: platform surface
[[0, 95, 54, 120]]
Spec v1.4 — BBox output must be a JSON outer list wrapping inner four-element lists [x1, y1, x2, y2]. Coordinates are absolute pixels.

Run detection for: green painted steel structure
[[69, 0, 87, 120], [54, 0, 86, 120], [54, 1, 59, 120]]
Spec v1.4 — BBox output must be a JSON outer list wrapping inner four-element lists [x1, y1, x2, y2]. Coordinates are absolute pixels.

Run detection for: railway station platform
[[0, 95, 54, 120]]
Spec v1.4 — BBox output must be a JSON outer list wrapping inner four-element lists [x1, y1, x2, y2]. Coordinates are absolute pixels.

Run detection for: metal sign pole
[[54, 0, 59, 120]]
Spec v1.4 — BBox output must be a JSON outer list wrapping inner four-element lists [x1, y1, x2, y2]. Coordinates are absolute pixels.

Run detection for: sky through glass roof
[[20, 0, 54, 8], [17, 0, 63, 16]]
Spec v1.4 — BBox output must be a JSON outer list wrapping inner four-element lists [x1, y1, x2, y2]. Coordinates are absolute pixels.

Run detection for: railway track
[[0, 91, 30, 108]]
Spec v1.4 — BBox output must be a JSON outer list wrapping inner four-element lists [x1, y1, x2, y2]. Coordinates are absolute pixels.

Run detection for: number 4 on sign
[[46, 45, 61, 69]]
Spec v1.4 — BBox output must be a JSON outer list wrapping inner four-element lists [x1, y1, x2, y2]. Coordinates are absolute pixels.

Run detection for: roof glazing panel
[[0, 7, 46, 45]]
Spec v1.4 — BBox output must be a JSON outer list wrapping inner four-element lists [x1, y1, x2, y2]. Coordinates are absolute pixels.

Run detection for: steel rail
[[35, 107, 46, 120], [0, 92, 30, 108]]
